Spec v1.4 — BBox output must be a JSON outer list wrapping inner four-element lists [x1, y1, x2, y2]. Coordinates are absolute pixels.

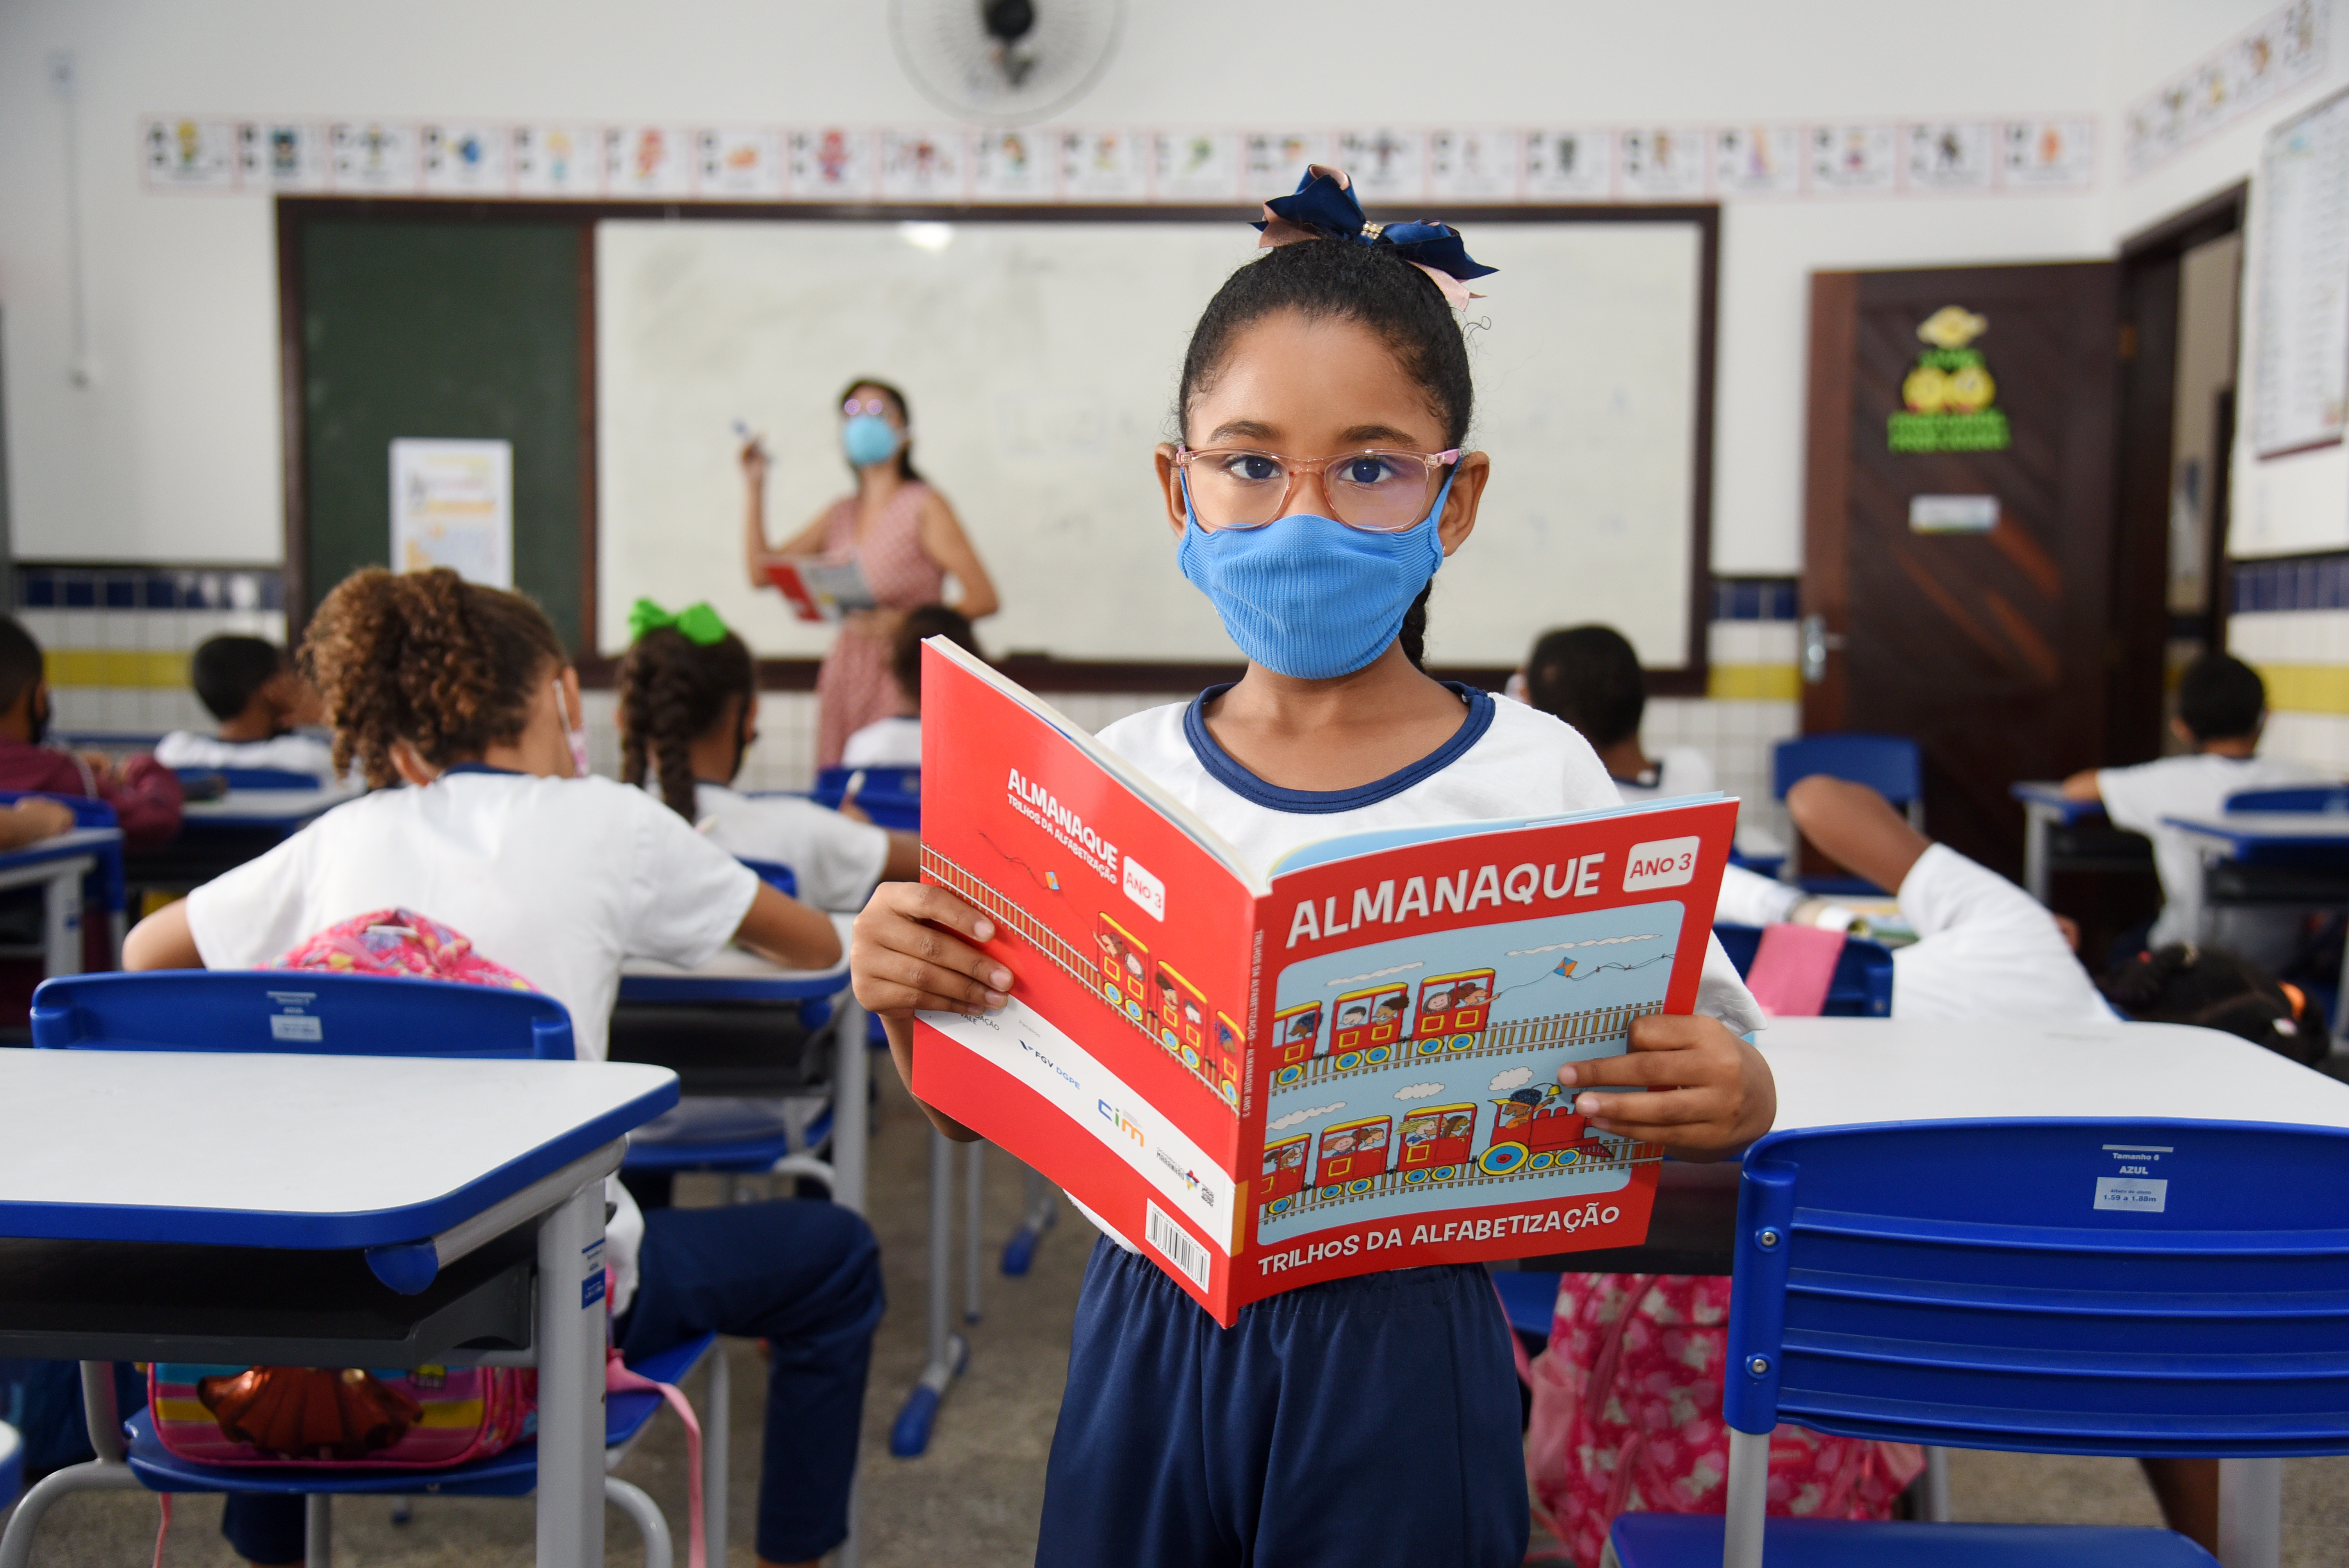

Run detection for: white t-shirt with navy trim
[[1075, 683, 1764, 1251], [691, 781, 890, 913], [185, 768, 761, 1317]]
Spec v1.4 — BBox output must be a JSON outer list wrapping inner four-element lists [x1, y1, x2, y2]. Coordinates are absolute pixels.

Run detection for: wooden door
[[1802, 263, 2122, 880]]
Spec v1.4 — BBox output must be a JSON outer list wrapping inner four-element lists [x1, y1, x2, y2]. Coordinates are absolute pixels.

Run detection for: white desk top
[[1755, 1016, 2349, 1133], [619, 914, 854, 1001], [0, 826, 122, 866], [180, 785, 363, 827], [2163, 811, 2349, 845], [0, 1050, 677, 1247]]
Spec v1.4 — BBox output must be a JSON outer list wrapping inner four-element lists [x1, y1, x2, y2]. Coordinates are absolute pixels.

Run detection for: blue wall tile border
[[13, 565, 285, 613], [1711, 577, 1800, 622], [2231, 553, 2349, 615]]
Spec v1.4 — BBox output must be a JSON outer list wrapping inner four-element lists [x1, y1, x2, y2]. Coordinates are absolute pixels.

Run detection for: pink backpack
[[144, 910, 709, 1566]]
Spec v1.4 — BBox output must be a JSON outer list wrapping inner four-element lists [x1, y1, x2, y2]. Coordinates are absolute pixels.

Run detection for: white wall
[[0, 0, 2266, 579]]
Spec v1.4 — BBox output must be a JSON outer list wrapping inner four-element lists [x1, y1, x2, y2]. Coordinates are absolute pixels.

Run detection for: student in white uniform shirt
[[847, 183, 1772, 1568], [122, 568, 875, 1568], [152, 634, 338, 779], [1718, 773, 2114, 1023], [2062, 652, 2319, 963], [835, 602, 982, 771], [618, 599, 917, 909], [1520, 624, 1716, 802]]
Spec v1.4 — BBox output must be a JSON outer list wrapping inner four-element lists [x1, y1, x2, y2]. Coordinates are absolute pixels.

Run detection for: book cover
[[910, 641, 1735, 1325], [763, 558, 878, 622]]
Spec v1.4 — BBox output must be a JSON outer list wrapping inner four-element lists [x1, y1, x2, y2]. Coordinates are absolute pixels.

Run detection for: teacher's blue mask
[[1176, 472, 1453, 680], [841, 413, 902, 468]]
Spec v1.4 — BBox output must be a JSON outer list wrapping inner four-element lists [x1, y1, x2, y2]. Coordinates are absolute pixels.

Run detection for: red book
[[912, 641, 1737, 1325]]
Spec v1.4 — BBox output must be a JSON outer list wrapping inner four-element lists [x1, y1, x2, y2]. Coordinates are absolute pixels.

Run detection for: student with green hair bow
[[618, 596, 919, 912]]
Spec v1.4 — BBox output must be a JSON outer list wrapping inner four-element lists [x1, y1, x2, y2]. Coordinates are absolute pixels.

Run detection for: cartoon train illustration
[[1258, 1085, 1633, 1219], [1094, 914, 1241, 1105], [1274, 1001, 1323, 1067], [1481, 1084, 1617, 1174]]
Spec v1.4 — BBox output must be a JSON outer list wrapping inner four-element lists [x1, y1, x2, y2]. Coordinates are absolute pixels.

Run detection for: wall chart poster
[[2251, 87, 2349, 458], [390, 439, 513, 589]]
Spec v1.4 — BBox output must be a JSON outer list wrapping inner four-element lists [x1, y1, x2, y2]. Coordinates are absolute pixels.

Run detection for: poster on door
[[390, 440, 512, 588]]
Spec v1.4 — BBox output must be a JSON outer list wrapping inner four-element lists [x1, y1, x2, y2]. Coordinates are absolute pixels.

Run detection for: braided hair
[[617, 626, 756, 820], [1177, 237, 1474, 670], [300, 568, 565, 789], [2100, 943, 2321, 1066]]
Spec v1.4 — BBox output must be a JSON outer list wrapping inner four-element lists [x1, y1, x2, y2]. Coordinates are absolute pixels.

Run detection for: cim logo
[[1097, 1099, 1146, 1147], [1621, 836, 1700, 893]]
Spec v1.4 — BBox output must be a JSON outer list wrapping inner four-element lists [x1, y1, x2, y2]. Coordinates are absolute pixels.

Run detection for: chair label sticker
[[268, 1013, 322, 1041], [2093, 1177, 2168, 1212]]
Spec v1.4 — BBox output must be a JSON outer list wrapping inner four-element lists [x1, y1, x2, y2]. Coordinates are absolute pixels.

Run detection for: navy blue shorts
[[1037, 1238, 1528, 1568]]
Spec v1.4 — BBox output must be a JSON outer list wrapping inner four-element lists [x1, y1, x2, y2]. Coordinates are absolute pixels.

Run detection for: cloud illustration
[[1392, 1082, 1447, 1102], [1489, 1066, 1535, 1093], [1505, 934, 1661, 957], [1267, 1102, 1346, 1133], [1324, 962, 1424, 988]]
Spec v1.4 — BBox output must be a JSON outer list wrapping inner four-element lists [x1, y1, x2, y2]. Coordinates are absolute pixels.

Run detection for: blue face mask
[[842, 413, 902, 468], [1176, 472, 1454, 679]]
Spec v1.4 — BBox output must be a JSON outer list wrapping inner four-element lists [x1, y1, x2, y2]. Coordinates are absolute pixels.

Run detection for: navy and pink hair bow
[[1253, 164, 1497, 308]]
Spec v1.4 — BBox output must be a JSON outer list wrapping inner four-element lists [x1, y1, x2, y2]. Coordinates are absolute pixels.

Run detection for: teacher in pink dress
[[742, 378, 999, 768]]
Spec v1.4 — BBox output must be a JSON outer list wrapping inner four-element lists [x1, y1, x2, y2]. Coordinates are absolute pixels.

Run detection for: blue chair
[[22, 969, 721, 1567], [2228, 785, 2349, 815], [1772, 734, 1923, 818], [1773, 735, 1924, 896], [812, 766, 921, 830], [1712, 924, 1895, 1017], [740, 856, 798, 898], [1608, 1116, 2349, 1568]]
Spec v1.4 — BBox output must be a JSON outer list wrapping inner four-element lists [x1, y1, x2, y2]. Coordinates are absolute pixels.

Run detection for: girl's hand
[[850, 881, 1013, 1020], [1558, 1014, 1775, 1160], [738, 436, 770, 489]]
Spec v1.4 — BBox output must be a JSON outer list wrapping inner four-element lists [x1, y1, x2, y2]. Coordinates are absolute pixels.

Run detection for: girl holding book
[[848, 167, 1776, 1566]]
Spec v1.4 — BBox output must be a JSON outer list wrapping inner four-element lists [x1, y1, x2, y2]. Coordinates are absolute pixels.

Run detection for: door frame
[[2113, 182, 2247, 763]]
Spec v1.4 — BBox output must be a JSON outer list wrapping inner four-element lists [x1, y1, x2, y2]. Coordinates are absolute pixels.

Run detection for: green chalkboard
[[298, 217, 585, 647]]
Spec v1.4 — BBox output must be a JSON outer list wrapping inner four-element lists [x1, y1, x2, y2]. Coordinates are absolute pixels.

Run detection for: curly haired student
[[124, 568, 873, 1568]]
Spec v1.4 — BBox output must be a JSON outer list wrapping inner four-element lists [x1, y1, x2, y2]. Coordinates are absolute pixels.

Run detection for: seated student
[[154, 634, 337, 779], [618, 598, 916, 911], [121, 568, 872, 1568], [836, 602, 981, 769], [0, 616, 182, 849], [2103, 940, 2326, 1066], [2063, 652, 2319, 964], [1522, 624, 1715, 801], [1718, 773, 2114, 1023]]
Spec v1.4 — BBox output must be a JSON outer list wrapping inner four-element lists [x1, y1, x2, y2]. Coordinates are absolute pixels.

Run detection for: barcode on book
[[1144, 1200, 1212, 1289]]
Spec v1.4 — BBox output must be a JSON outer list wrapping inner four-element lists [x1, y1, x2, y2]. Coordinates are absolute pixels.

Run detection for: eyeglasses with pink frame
[[1173, 445, 1463, 533]]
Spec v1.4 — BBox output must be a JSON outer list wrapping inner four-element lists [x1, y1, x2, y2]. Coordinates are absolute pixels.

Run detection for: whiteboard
[[597, 217, 1703, 668]]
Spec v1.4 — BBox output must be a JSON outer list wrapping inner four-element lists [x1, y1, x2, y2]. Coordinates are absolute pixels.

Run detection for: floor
[[15, 1060, 2349, 1565]]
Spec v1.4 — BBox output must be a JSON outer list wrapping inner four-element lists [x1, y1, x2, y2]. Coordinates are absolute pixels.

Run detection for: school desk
[[128, 782, 365, 897], [0, 1049, 677, 1568], [615, 916, 868, 1214], [2162, 811, 2349, 966], [2010, 780, 2155, 905], [0, 826, 123, 978]]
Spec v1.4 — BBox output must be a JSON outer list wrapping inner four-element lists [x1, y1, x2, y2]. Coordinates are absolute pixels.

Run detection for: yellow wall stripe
[[2255, 663, 2349, 716], [45, 650, 190, 690], [1706, 663, 1802, 702]]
